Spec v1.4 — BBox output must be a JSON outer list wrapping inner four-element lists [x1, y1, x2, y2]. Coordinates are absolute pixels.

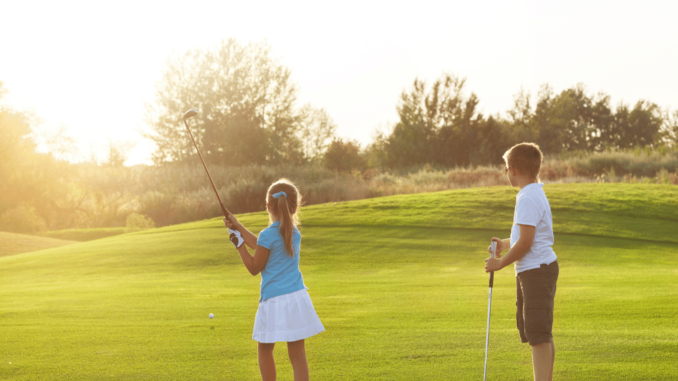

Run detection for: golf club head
[[183, 109, 198, 120]]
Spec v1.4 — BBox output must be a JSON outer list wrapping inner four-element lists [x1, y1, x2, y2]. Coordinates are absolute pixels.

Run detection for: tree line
[[144, 39, 677, 172], [368, 76, 678, 170]]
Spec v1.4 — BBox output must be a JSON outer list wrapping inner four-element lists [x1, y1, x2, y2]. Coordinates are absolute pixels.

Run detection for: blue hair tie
[[272, 191, 287, 199]]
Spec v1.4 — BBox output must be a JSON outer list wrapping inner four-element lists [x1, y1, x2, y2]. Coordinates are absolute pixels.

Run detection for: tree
[[506, 88, 539, 144], [663, 110, 678, 146], [103, 139, 134, 167], [540, 85, 613, 153], [31, 124, 78, 162], [145, 39, 303, 166], [610, 101, 663, 149], [298, 104, 337, 161], [363, 127, 389, 168], [0, 82, 36, 171], [0, 83, 39, 211], [323, 139, 365, 172], [515, 84, 616, 154], [0, 82, 67, 226], [383, 73, 497, 167], [511, 84, 666, 152], [385, 78, 435, 167]]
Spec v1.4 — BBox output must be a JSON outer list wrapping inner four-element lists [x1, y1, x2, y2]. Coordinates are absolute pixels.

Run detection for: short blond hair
[[503, 143, 543, 180]]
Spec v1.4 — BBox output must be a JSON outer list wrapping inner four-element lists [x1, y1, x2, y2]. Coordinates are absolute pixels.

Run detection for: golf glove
[[228, 228, 244, 249]]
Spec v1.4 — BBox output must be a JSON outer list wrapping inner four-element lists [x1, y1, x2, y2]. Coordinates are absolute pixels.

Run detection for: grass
[[1, 183, 677, 380], [0, 231, 76, 257], [40, 227, 126, 242]]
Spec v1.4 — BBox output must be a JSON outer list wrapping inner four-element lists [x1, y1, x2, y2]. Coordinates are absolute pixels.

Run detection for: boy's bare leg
[[549, 339, 555, 381], [531, 339, 553, 381], [258, 342, 276, 381], [287, 339, 309, 381]]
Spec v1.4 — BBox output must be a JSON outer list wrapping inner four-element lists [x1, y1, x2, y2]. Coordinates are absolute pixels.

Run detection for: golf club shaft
[[484, 244, 496, 381], [182, 119, 232, 218], [484, 284, 492, 380], [483, 287, 492, 381]]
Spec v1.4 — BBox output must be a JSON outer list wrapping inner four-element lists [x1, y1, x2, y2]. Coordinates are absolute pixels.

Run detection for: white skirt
[[253, 288, 325, 343]]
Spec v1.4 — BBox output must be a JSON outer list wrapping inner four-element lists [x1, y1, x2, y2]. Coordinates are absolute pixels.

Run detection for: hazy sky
[[1, 0, 676, 165]]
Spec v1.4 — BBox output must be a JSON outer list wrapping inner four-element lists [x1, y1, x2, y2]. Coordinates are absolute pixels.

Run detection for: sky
[[1, 0, 677, 165]]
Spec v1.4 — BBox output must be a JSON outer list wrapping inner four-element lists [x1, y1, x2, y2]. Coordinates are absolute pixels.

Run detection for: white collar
[[517, 182, 543, 197]]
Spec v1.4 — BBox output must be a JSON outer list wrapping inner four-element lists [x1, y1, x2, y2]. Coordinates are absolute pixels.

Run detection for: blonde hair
[[266, 179, 302, 257], [503, 142, 544, 181]]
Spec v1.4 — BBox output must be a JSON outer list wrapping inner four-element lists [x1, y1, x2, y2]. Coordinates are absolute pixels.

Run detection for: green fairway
[[39, 228, 127, 242], [1, 183, 677, 380], [0, 231, 76, 258]]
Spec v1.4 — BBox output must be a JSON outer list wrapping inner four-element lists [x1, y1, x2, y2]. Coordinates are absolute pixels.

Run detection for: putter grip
[[489, 271, 494, 288]]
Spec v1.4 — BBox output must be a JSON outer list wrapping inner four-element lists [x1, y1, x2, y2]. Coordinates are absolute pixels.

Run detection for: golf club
[[182, 108, 232, 218], [484, 240, 497, 381]]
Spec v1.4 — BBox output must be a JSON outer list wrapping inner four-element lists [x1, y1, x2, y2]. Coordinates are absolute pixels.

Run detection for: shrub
[[138, 191, 175, 227], [0, 205, 47, 234], [125, 213, 155, 233], [670, 172, 678, 185]]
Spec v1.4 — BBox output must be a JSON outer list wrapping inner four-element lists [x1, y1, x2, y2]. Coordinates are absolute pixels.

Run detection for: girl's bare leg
[[258, 342, 276, 381], [287, 339, 309, 381]]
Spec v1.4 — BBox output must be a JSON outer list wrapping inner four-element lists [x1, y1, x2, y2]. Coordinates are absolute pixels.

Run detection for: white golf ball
[[209, 313, 214, 319]]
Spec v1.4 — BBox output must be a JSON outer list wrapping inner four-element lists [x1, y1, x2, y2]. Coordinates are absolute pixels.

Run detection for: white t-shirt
[[510, 183, 558, 274]]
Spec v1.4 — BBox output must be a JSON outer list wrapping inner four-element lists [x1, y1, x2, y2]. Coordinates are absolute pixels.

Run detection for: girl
[[224, 179, 324, 381]]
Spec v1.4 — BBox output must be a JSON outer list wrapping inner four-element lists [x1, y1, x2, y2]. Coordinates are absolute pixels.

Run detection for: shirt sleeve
[[257, 228, 274, 250], [515, 196, 542, 227]]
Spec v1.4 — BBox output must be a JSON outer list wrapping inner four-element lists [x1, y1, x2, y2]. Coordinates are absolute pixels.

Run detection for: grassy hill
[[40, 227, 126, 242], [0, 183, 676, 380], [0, 231, 76, 258]]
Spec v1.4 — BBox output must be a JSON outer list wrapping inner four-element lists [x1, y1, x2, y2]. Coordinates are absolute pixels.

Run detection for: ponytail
[[277, 196, 295, 257], [267, 179, 301, 257]]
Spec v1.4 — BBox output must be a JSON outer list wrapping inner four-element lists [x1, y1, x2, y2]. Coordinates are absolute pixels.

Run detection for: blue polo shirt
[[257, 221, 305, 302]]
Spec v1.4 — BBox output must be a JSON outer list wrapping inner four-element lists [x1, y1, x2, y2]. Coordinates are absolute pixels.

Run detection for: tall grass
[[130, 151, 678, 227], [16, 149, 678, 230], [542, 148, 678, 179]]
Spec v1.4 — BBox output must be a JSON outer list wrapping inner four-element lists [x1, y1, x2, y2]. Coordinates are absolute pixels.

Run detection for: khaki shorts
[[516, 261, 559, 346]]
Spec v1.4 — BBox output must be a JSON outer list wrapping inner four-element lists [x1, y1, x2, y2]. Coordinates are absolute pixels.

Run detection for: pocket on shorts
[[520, 269, 553, 309], [524, 308, 553, 339]]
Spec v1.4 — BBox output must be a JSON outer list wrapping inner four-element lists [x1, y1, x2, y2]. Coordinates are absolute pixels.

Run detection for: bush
[[125, 213, 155, 233], [138, 191, 176, 227], [0, 205, 47, 234]]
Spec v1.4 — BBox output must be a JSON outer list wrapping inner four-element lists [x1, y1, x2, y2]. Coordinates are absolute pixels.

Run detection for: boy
[[484, 143, 559, 381]]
